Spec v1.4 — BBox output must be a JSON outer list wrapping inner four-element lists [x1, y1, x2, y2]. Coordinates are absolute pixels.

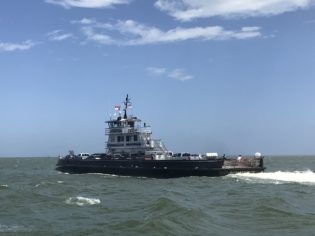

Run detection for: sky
[[1, 0, 315, 157]]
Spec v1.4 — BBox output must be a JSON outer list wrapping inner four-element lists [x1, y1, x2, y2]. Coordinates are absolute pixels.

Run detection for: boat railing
[[105, 127, 152, 135], [149, 139, 168, 152], [138, 127, 152, 134], [105, 128, 134, 135], [223, 158, 262, 168]]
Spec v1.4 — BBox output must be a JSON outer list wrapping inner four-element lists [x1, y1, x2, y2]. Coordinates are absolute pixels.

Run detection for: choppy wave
[[109, 197, 208, 235], [89, 173, 138, 178], [65, 196, 101, 206], [2, 157, 315, 236], [0, 224, 30, 233], [34, 180, 64, 188], [231, 170, 315, 185], [0, 184, 8, 189]]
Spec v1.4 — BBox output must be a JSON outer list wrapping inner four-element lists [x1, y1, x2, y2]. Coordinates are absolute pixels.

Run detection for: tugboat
[[56, 95, 229, 178]]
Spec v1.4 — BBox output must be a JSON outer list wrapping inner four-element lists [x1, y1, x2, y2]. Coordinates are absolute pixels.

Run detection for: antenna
[[123, 94, 129, 119]]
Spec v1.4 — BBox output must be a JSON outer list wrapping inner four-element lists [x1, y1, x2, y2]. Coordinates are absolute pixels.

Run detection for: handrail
[[105, 127, 152, 135]]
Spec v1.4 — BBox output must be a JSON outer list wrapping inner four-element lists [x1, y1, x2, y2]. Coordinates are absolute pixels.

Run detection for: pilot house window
[[117, 136, 125, 142]]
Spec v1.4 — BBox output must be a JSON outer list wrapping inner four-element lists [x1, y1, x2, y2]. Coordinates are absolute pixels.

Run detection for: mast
[[106, 94, 169, 156], [123, 94, 130, 119]]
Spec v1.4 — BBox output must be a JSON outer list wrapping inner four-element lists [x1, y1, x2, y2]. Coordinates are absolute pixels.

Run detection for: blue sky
[[1, 0, 315, 156]]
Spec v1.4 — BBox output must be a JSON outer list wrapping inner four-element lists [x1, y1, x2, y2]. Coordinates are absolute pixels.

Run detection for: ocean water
[[1, 156, 315, 236]]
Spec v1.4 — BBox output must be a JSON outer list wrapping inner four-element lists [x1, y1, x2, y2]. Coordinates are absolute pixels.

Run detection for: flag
[[127, 102, 132, 108], [114, 105, 120, 111]]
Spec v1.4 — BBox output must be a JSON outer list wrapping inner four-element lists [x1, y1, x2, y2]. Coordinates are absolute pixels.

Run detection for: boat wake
[[230, 170, 315, 185]]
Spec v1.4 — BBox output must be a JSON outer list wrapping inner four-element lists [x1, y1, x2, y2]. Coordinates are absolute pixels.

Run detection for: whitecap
[[0, 224, 29, 233], [88, 173, 133, 178], [65, 196, 101, 206], [0, 184, 8, 189], [230, 170, 315, 185], [0, 224, 18, 232], [35, 181, 62, 188], [58, 172, 69, 175]]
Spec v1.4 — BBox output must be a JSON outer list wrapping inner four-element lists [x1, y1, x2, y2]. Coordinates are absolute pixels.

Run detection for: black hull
[[56, 159, 228, 178]]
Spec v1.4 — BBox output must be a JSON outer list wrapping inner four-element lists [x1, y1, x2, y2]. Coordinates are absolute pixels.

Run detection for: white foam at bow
[[231, 170, 315, 185]]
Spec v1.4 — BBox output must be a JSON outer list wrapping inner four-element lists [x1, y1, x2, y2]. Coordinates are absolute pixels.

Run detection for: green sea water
[[1, 156, 315, 236]]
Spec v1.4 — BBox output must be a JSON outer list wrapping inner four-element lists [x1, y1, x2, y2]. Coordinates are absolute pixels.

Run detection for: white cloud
[[77, 18, 261, 46], [45, 0, 131, 9], [71, 18, 97, 25], [0, 40, 35, 52], [147, 67, 194, 81], [81, 26, 114, 45], [168, 68, 193, 81], [47, 30, 73, 41], [147, 67, 167, 76], [155, 0, 315, 21]]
